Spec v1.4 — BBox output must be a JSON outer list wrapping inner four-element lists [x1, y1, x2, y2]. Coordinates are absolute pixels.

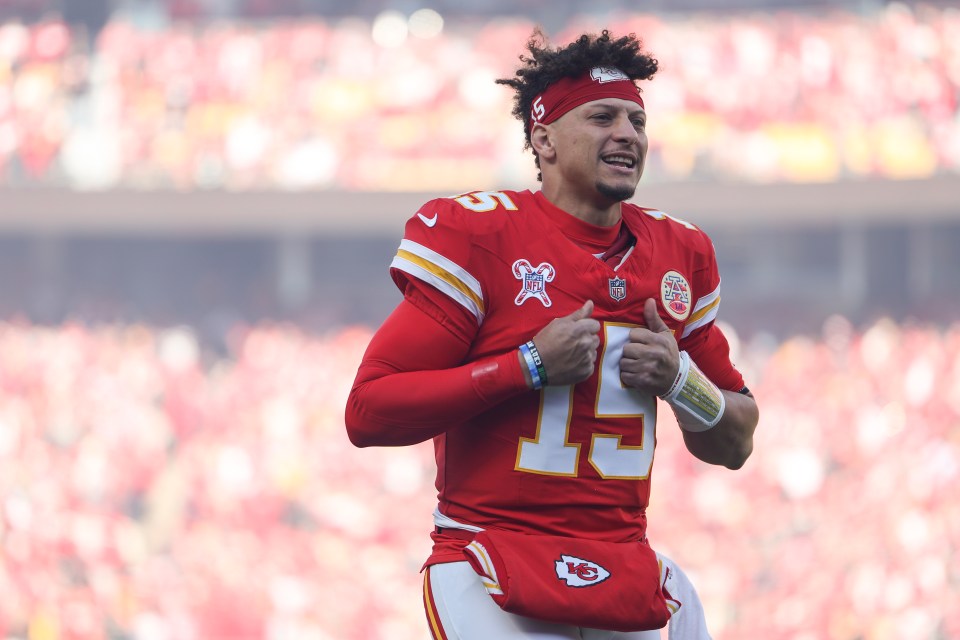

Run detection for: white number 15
[[515, 323, 657, 480]]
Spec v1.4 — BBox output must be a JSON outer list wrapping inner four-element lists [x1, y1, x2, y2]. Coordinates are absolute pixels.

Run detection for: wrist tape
[[659, 351, 725, 431]]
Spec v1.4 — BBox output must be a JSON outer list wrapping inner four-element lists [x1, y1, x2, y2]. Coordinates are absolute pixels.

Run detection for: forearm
[[677, 389, 758, 469], [651, 346, 758, 469], [346, 349, 529, 447]]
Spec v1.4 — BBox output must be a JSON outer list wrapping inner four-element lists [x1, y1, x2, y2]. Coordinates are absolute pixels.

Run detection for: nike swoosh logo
[[417, 212, 438, 228]]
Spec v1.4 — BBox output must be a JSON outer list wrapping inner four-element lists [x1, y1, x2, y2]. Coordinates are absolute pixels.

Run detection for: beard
[[596, 180, 637, 203]]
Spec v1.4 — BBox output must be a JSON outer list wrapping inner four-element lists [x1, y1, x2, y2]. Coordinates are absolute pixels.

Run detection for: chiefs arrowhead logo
[[555, 554, 611, 587], [590, 66, 630, 83]]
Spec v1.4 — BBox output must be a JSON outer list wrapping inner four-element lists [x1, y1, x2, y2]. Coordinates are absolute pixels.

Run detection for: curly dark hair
[[496, 29, 659, 180]]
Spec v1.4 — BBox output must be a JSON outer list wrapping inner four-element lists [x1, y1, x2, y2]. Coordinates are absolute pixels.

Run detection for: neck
[[540, 182, 622, 227]]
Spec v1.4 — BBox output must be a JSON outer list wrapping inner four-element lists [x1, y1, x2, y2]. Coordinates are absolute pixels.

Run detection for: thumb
[[568, 299, 594, 321], [643, 298, 670, 332]]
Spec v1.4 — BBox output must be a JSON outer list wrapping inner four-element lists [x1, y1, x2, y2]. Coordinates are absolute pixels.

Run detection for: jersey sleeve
[[678, 231, 746, 392], [345, 193, 538, 448], [389, 198, 485, 345], [344, 296, 530, 447]]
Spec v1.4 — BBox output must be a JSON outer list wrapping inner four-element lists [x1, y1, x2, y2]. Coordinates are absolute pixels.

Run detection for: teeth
[[604, 155, 634, 168]]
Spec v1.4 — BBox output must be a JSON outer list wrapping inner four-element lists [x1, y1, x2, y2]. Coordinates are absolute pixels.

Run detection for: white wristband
[[659, 351, 726, 431]]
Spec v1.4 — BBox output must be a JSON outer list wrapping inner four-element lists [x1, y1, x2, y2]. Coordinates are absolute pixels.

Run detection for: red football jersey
[[389, 189, 744, 564]]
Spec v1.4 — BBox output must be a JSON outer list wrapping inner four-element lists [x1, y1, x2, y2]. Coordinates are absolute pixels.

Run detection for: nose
[[612, 114, 640, 143]]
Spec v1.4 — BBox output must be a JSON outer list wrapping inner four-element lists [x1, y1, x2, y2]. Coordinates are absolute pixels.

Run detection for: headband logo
[[532, 96, 545, 122], [590, 67, 630, 83]]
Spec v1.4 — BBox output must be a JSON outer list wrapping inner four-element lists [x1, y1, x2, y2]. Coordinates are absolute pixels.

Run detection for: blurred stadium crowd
[[0, 316, 957, 639], [0, 2, 958, 190]]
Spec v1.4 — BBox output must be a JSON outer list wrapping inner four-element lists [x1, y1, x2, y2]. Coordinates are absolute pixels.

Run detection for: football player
[[345, 29, 759, 639]]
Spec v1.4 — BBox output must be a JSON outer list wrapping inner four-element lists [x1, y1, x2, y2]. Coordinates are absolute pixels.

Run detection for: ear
[[530, 123, 556, 161]]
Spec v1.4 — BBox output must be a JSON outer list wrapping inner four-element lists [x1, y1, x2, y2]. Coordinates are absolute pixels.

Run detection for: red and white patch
[[513, 259, 555, 307], [555, 554, 611, 588], [660, 270, 691, 321]]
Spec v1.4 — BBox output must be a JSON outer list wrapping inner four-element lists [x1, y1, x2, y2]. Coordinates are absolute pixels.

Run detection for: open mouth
[[601, 154, 637, 169]]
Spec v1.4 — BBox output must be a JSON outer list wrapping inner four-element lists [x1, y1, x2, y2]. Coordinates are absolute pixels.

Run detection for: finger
[[567, 299, 594, 321], [627, 327, 656, 344], [643, 298, 670, 333], [621, 341, 645, 359]]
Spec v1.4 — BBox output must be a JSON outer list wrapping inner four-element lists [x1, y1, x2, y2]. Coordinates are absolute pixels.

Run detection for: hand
[[620, 298, 680, 395], [530, 300, 601, 386]]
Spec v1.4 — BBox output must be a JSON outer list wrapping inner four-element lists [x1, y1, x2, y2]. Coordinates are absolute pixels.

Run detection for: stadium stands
[[0, 4, 957, 190], [0, 317, 957, 639]]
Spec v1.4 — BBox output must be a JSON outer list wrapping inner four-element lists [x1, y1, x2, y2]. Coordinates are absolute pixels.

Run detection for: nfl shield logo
[[608, 277, 627, 302], [524, 273, 544, 293]]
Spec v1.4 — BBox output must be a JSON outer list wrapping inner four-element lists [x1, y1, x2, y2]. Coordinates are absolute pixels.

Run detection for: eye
[[591, 113, 613, 122]]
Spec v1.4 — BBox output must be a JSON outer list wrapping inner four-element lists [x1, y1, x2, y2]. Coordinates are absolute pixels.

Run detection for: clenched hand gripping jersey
[[368, 189, 743, 565]]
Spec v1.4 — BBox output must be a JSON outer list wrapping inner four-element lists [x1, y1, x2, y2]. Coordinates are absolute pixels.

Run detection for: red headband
[[530, 66, 644, 129]]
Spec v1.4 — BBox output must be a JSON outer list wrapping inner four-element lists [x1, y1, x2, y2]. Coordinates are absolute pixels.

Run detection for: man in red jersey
[[345, 29, 759, 639]]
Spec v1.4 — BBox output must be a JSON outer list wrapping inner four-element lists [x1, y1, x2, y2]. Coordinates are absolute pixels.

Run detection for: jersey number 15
[[515, 324, 656, 480]]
